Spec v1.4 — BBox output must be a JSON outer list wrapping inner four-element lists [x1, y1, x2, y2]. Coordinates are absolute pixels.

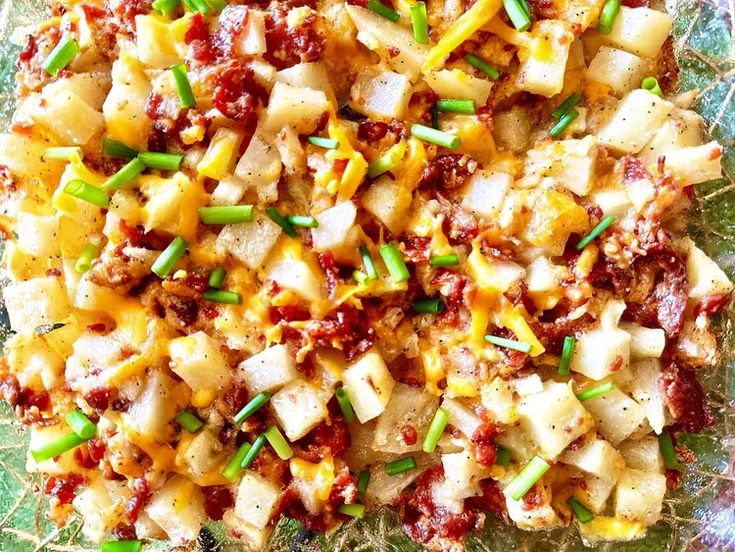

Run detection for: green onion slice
[[101, 541, 143, 552], [175, 410, 204, 433], [189, 0, 211, 13], [233, 392, 272, 424], [410, 2, 429, 44], [411, 124, 461, 149], [63, 180, 110, 209], [658, 432, 680, 469], [102, 158, 146, 191], [503, 0, 532, 31], [641, 76, 664, 98], [367, 0, 400, 22], [138, 151, 184, 171], [567, 497, 594, 523], [307, 136, 340, 149], [379, 243, 410, 283], [558, 336, 575, 376], [65, 410, 97, 440], [576, 381, 615, 402], [437, 99, 476, 115], [75, 242, 99, 274], [367, 143, 407, 179], [171, 64, 196, 108], [357, 470, 370, 500], [431, 105, 440, 130], [102, 138, 138, 159], [484, 335, 532, 354], [551, 93, 582, 119], [335, 388, 356, 423], [152, 0, 181, 16], [240, 434, 267, 469], [151, 236, 188, 279], [429, 253, 460, 267], [221, 442, 251, 481], [338, 503, 366, 518], [42, 35, 80, 76], [43, 147, 83, 162], [495, 446, 512, 466], [385, 456, 417, 476], [207, 0, 227, 11], [267, 206, 298, 237], [413, 299, 444, 314], [31, 432, 87, 463], [264, 426, 294, 460], [286, 215, 319, 228], [549, 107, 579, 138], [199, 205, 254, 225], [353, 270, 369, 285], [208, 267, 227, 289], [576, 215, 615, 250], [464, 53, 500, 80], [597, 0, 621, 34], [203, 289, 242, 304], [422, 407, 449, 453], [503, 456, 550, 501], [359, 245, 379, 282]]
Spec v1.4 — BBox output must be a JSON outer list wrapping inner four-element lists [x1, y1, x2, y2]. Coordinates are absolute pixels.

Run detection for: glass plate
[[0, 1, 733, 550]]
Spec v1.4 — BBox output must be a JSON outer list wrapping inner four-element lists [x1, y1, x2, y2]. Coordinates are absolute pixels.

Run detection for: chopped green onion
[[240, 434, 267, 469], [413, 299, 444, 314], [286, 215, 318, 228], [221, 442, 251, 481], [307, 136, 340, 149], [204, 289, 242, 304], [171, 64, 196, 109], [43, 147, 83, 161], [207, 0, 227, 11], [576, 381, 615, 402], [359, 245, 379, 282], [422, 407, 449, 453], [495, 446, 512, 466], [385, 456, 417, 476], [102, 138, 138, 159], [102, 158, 146, 191], [199, 205, 254, 225], [101, 541, 143, 552], [429, 253, 460, 267], [484, 335, 532, 354], [42, 35, 80, 76], [464, 53, 501, 80], [209, 267, 227, 289], [597, 0, 621, 34], [503, 456, 550, 501], [411, 124, 461, 149], [338, 503, 366, 518], [367, 0, 400, 22], [31, 432, 86, 463], [437, 99, 476, 115], [190, 0, 211, 13], [151, 236, 188, 279], [65, 410, 97, 440], [264, 426, 294, 460], [551, 93, 582, 119], [576, 215, 615, 250], [63, 180, 110, 209], [503, 0, 532, 31], [335, 388, 356, 423], [367, 146, 406, 179], [658, 432, 680, 469], [558, 336, 575, 376], [641, 76, 664, 98], [75, 242, 99, 274], [549, 107, 579, 138], [431, 105, 440, 129], [138, 151, 184, 171], [175, 410, 204, 433], [353, 270, 369, 285], [267, 206, 297, 238], [410, 2, 429, 44], [567, 497, 594, 523], [357, 470, 370, 500], [379, 243, 410, 283], [233, 392, 272, 424], [152, 0, 181, 16]]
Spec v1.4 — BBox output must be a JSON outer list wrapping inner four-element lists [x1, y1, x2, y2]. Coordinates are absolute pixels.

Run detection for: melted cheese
[[315, 116, 368, 200], [289, 455, 335, 502]]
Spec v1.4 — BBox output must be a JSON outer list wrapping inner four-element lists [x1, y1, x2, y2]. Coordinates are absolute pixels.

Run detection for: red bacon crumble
[[400, 424, 419, 446], [203, 486, 234, 520], [421, 154, 480, 190], [125, 477, 152, 523], [44, 474, 85, 506], [693, 294, 730, 318], [264, 4, 325, 70], [658, 360, 715, 433], [84, 387, 113, 412]]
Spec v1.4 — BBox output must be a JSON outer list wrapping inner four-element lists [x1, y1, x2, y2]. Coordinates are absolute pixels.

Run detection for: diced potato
[[223, 510, 271, 551], [665, 141, 723, 185], [146, 475, 206, 544], [32, 79, 104, 145], [53, 73, 108, 110], [461, 170, 511, 220], [140, 173, 205, 241], [7, 335, 65, 390], [628, 358, 666, 434], [590, 188, 632, 217], [639, 108, 704, 166], [267, 257, 324, 303], [3, 277, 70, 334], [264, 82, 329, 133], [614, 467, 666, 526], [495, 423, 536, 463], [578, 475, 617, 514], [26, 424, 81, 475], [603, 7, 672, 58], [374, 383, 438, 453], [16, 210, 60, 258], [135, 15, 185, 68], [197, 127, 245, 181], [125, 371, 188, 441], [525, 256, 562, 294], [362, 175, 413, 235], [571, 300, 631, 380], [234, 131, 283, 190], [103, 53, 153, 150], [523, 190, 590, 255], [524, 135, 598, 196], [432, 450, 488, 512], [517, 20, 574, 97], [480, 377, 517, 424], [311, 201, 358, 252], [685, 239, 734, 299], [441, 397, 483, 439], [505, 478, 561, 529], [597, 89, 674, 153], [271, 380, 329, 440], [343, 349, 396, 423], [560, 435, 625, 481], [178, 429, 224, 479], [618, 436, 664, 473], [585, 46, 645, 96], [276, 62, 333, 95], [350, 69, 412, 120], [235, 10, 267, 56], [583, 387, 647, 445], [216, 213, 282, 269], [0, 133, 62, 186], [238, 344, 299, 394], [492, 107, 531, 153], [168, 332, 232, 406], [235, 472, 281, 529], [620, 323, 665, 358], [424, 69, 493, 106]]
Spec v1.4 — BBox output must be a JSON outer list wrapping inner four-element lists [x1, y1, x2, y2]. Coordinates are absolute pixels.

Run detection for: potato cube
[[238, 344, 299, 394], [179, 429, 224, 479], [614, 467, 666, 526], [0, 133, 63, 186], [639, 108, 703, 166], [16, 211, 60, 258], [4, 277, 70, 334], [461, 170, 511, 220], [441, 397, 483, 439], [492, 107, 531, 153], [342, 349, 396, 423], [524, 135, 598, 196], [604, 7, 672, 58], [103, 54, 153, 150], [618, 436, 664, 473], [32, 79, 104, 145], [271, 380, 328, 440], [126, 370, 188, 441], [560, 435, 625, 480], [235, 9, 267, 56], [311, 201, 358, 252], [362, 176, 413, 235], [350, 69, 412, 120], [135, 15, 184, 68], [267, 258, 324, 303], [73, 480, 129, 542], [146, 475, 206, 544], [277, 62, 332, 94], [216, 213, 282, 269], [223, 511, 271, 551], [425, 69, 493, 106], [505, 478, 561, 529], [235, 472, 281, 529], [620, 323, 665, 358], [627, 358, 667, 434], [234, 131, 282, 189], [665, 141, 723, 185], [197, 127, 244, 181], [598, 89, 674, 153], [517, 20, 573, 97], [432, 451, 487, 512], [523, 190, 590, 255], [374, 383, 438, 453], [685, 239, 734, 299], [590, 189, 632, 217], [583, 387, 647, 445], [265, 82, 329, 133], [585, 46, 645, 96], [26, 424, 80, 475], [168, 332, 232, 406], [571, 300, 631, 380]]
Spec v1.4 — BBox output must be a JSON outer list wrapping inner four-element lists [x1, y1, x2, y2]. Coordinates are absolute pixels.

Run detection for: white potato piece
[[432, 450, 488, 512], [618, 436, 664, 473], [628, 358, 667, 434], [234, 131, 282, 190], [135, 15, 184, 68], [665, 141, 723, 185], [238, 344, 299, 394], [598, 89, 674, 153], [16, 211, 60, 258], [146, 476, 206, 544], [168, 332, 232, 405], [583, 387, 647, 445], [590, 189, 632, 217], [492, 107, 531, 153], [560, 435, 625, 481], [126, 371, 187, 441], [505, 478, 561, 529], [425, 69, 493, 106], [3, 277, 70, 334], [362, 176, 412, 235], [685, 239, 734, 299], [517, 20, 573, 97], [265, 82, 329, 133], [271, 380, 328, 440], [620, 323, 666, 358], [235, 9, 267, 56], [267, 258, 323, 303], [571, 300, 631, 380], [614, 468, 667, 526], [441, 397, 483, 439], [0, 133, 62, 185], [495, 423, 536, 463], [235, 472, 281, 529], [604, 7, 672, 58], [103, 54, 153, 150], [343, 349, 396, 423], [350, 69, 412, 119], [461, 170, 511, 220], [180, 429, 224, 479], [524, 135, 598, 195], [639, 108, 704, 166], [277, 62, 332, 95], [579, 475, 617, 514], [374, 383, 438, 453], [311, 201, 358, 252], [26, 424, 81, 475], [32, 86, 103, 146], [586, 46, 645, 96], [216, 212, 282, 269]]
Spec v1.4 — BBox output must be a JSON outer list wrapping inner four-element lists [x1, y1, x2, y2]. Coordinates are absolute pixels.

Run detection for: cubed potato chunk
[[620, 323, 665, 358], [362, 176, 413, 235], [583, 387, 647, 445], [425, 69, 493, 106], [585, 46, 645, 96], [4, 277, 70, 334], [505, 478, 561, 529], [197, 127, 244, 181], [16, 211, 61, 258], [271, 380, 328, 440], [276, 62, 332, 94], [614, 467, 666, 526], [628, 358, 667, 434], [350, 69, 412, 120], [579, 475, 617, 514], [234, 9, 267, 56], [235, 472, 281, 529], [590, 188, 632, 217], [146, 475, 206, 544], [618, 436, 664, 473], [238, 344, 299, 394], [0, 133, 63, 186], [604, 7, 672, 58], [311, 201, 358, 252], [571, 300, 630, 380], [32, 79, 104, 145], [342, 349, 396, 423], [216, 212, 282, 269], [517, 20, 574, 97], [265, 82, 329, 133], [374, 383, 438, 453], [639, 108, 703, 166], [103, 53, 153, 151], [233, 131, 282, 190], [598, 89, 674, 153], [524, 135, 597, 196], [432, 450, 488, 512], [168, 332, 232, 406], [461, 170, 511, 220], [26, 424, 81, 475], [665, 141, 723, 185], [492, 107, 531, 153], [441, 397, 483, 439], [135, 15, 184, 68], [267, 258, 324, 303], [126, 371, 188, 441], [73, 480, 128, 542], [685, 239, 734, 299], [523, 190, 589, 255], [179, 429, 224, 479], [560, 435, 625, 481]]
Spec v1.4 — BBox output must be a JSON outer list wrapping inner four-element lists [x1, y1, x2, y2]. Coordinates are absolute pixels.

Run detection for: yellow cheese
[[289, 455, 335, 502], [316, 117, 368, 200], [497, 301, 545, 357], [446, 374, 478, 397], [421, 346, 445, 396], [577, 516, 645, 540], [196, 127, 245, 181]]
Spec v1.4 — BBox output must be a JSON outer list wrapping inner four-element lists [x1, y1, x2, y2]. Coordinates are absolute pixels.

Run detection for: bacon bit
[[269, 305, 311, 324], [421, 154, 480, 190], [387, 46, 400, 58], [46, 268, 62, 277], [212, 60, 265, 125], [302, 305, 377, 362], [0, 165, 16, 192], [694, 294, 730, 318], [203, 486, 234, 521], [436, 195, 479, 244], [400, 424, 418, 446], [125, 477, 152, 523], [185, 12, 216, 64], [528, 0, 557, 18], [295, 418, 350, 463], [105, 0, 152, 35], [658, 360, 715, 433], [0, 372, 52, 425], [521, 485, 543, 511], [44, 474, 85, 506], [609, 355, 624, 373], [119, 220, 171, 251], [403, 236, 432, 263], [317, 252, 340, 296], [476, 104, 494, 130], [358, 120, 390, 142], [621, 155, 652, 184], [264, 4, 325, 70], [621, 0, 649, 8], [112, 524, 138, 541], [213, 6, 250, 58], [84, 387, 113, 413], [328, 466, 358, 507], [432, 269, 469, 326]]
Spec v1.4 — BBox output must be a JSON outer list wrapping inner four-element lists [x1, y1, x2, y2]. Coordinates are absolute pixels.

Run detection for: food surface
[[0, 0, 732, 550]]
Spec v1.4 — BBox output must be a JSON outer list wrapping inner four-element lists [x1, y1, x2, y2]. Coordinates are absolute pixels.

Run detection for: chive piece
[[171, 64, 196, 109], [385, 456, 417, 476], [240, 434, 267, 468], [503, 456, 550, 501], [411, 124, 461, 149], [43, 147, 83, 161], [658, 432, 680, 469], [549, 107, 579, 138], [576, 381, 615, 402], [431, 105, 440, 130], [353, 270, 369, 285], [221, 442, 251, 481], [367, 0, 400, 22], [101, 541, 143, 552], [551, 93, 582, 119], [367, 146, 406, 179], [207, 0, 227, 11], [464, 53, 500, 80], [413, 299, 444, 314], [495, 446, 512, 466], [422, 407, 449, 453], [204, 289, 242, 304], [41, 35, 80, 76], [357, 470, 370, 500], [63, 180, 110, 209], [233, 392, 272, 424], [65, 410, 97, 440], [567, 497, 594, 523], [484, 335, 532, 354], [102, 138, 138, 159], [503, 0, 532, 31], [335, 388, 356, 423], [209, 267, 227, 289], [102, 158, 146, 191], [576, 215, 615, 250], [75, 242, 99, 274], [152, 0, 181, 16], [307, 136, 340, 149], [437, 99, 476, 115], [138, 151, 184, 171], [359, 245, 379, 282], [151, 236, 188, 279], [379, 243, 410, 283], [558, 336, 575, 376], [264, 426, 294, 460], [429, 253, 460, 267], [597, 0, 621, 34], [641, 76, 664, 98], [199, 205, 254, 225], [190, 0, 211, 13], [286, 215, 319, 228], [266, 206, 298, 237], [338, 503, 366, 518], [410, 1, 429, 44], [30, 432, 86, 463], [175, 410, 204, 433]]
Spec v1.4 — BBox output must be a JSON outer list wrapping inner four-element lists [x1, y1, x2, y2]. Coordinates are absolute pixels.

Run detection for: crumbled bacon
[[658, 359, 715, 433], [264, 4, 325, 70], [317, 252, 340, 296], [212, 60, 265, 125], [621, 155, 652, 184], [328, 466, 358, 507], [185, 12, 216, 64], [44, 474, 85, 506], [693, 294, 730, 318], [477, 104, 494, 130], [203, 486, 234, 521], [84, 387, 113, 412], [403, 236, 432, 263], [125, 477, 152, 523], [0, 372, 52, 424], [528, 0, 557, 18], [295, 418, 350, 463], [421, 154, 480, 190], [16, 26, 60, 95], [302, 305, 377, 362], [112, 524, 138, 541], [105, 0, 152, 35], [400, 424, 419, 446]]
